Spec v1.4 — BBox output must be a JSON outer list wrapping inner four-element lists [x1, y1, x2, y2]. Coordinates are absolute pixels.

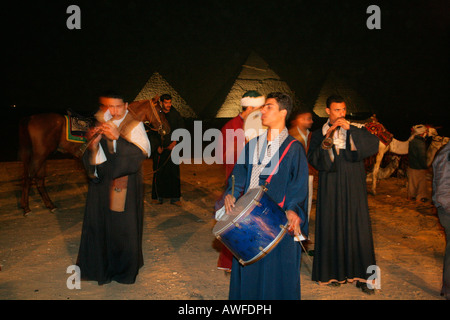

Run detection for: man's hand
[[327, 118, 350, 136], [224, 194, 236, 215], [286, 210, 302, 237], [86, 127, 102, 151], [101, 122, 120, 140]]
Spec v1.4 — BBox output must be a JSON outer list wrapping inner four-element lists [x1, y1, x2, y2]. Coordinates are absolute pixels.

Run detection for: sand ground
[[0, 159, 446, 301]]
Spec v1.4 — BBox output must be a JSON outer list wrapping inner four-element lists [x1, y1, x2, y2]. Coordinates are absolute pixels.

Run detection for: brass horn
[[321, 126, 338, 150], [321, 117, 349, 150]]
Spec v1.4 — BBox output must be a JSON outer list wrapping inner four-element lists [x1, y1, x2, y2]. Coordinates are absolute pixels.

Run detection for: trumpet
[[77, 126, 104, 156], [321, 117, 350, 150], [77, 118, 116, 157]]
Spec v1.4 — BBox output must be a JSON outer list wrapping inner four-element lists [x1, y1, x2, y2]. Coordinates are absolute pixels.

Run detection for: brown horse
[[18, 97, 170, 216]]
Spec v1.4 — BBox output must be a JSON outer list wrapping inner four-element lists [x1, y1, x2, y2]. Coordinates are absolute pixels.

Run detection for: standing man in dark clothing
[[432, 142, 450, 300], [308, 95, 380, 294], [76, 92, 151, 285], [407, 125, 429, 202], [151, 94, 184, 206]]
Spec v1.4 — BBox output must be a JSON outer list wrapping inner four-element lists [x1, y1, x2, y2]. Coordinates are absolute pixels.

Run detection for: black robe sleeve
[[82, 146, 106, 183], [342, 125, 380, 162], [308, 126, 379, 172], [82, 137, 147, 182], [111, 137, 147, 179]]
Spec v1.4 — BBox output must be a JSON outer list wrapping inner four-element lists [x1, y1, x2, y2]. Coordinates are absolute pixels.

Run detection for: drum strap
[[265, 139, 296, 185]]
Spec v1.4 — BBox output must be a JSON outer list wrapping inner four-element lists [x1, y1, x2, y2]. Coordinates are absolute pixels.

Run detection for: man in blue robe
[[218, 92, 309, 300]]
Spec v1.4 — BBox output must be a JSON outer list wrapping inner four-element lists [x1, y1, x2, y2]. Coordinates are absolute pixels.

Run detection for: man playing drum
[[220, 92, 309, 300]]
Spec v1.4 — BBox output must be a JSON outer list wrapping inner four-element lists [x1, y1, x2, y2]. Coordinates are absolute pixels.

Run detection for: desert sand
[[0, 158, 446, 302]]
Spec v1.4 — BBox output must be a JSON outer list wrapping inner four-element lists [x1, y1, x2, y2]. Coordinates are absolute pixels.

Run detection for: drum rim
[[240, 221, 289, 266], [213, 187, 264, 236]]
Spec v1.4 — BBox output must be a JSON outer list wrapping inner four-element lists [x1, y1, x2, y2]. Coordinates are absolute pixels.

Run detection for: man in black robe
[[151, 94, 184, 206], [76, 92, 151, 285], [308, 95, 379, 294]]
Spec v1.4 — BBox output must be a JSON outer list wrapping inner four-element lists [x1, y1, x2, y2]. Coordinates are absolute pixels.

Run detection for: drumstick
[[296, 235, 313, 264], [231, 175, 235, 197]]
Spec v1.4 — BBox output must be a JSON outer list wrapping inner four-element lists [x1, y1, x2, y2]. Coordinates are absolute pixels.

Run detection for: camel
[[427, 135, 450, 167], [353, 117, 436, 195]]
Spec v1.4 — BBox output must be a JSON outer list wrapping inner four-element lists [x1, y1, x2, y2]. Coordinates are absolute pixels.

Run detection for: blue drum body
[[213, 187, 288, 266]]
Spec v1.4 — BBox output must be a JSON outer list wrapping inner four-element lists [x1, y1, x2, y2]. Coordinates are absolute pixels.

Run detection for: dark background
[[3, 0, 449, 161]]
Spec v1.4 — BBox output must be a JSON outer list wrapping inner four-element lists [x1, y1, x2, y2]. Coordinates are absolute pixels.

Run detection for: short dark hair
[[160, 94, 172, 102], [99, 90, 125, 101], [266, 92, 293, 119], [326, 95, 345, 108]]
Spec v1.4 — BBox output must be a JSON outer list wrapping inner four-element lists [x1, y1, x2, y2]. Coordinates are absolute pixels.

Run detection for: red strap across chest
[[265, 139, 296, 185]]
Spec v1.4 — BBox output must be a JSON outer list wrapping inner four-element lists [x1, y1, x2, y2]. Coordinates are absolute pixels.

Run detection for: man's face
[[260, 98, 287, 128], [295, 113, 313, 130], [162, 99, 172, 112], [326, 102, 346, 123], [241, 105, 260, 119], [100, 97, 128, 120]]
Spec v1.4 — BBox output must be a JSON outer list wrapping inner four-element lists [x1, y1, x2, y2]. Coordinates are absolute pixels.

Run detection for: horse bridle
[[149, 100, 167, 136], [128, 99, 167, 136]]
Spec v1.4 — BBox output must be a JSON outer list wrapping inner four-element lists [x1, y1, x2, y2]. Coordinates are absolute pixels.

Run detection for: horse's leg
[[26, 142, 58, 213], [19, 118, 33, 216], [20, 154, 33, 215], [21, 173, 33, 216], [34, 160, 57, 212], [21, 154, 50, 213], [20, 114, 65, 215]]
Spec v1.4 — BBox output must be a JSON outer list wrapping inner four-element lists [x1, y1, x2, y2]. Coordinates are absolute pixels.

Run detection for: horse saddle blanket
[[64, 114, 93, 143], [365, 121, 394, 146]]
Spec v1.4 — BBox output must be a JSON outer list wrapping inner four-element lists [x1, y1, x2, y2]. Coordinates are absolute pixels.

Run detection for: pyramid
[[135, 72, 197, 118], [215, 52, 295, 118], [313, 72, 372, 118]]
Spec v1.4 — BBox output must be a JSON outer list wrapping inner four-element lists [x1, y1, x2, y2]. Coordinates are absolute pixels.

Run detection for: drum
[[213, 187, 289, 266], [243, 110, 267, 141]]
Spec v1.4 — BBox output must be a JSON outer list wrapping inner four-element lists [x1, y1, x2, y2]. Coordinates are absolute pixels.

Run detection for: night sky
[[3, 0, 449, 160]]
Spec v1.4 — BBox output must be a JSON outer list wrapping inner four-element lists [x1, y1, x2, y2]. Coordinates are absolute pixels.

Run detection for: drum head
[[244, 110, 267, 141], [213, 188, 263, 235], [212, 186, 289, 265]]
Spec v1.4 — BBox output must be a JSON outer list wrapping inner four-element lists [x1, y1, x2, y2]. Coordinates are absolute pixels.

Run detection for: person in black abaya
[[76, 92, 151, 285], [308, 95, 380, 294], [151, 94, 184, 206]]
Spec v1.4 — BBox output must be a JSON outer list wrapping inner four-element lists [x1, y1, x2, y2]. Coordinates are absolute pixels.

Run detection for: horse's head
[[128, 97, 171, 137], [150, 97, 171, 136]]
